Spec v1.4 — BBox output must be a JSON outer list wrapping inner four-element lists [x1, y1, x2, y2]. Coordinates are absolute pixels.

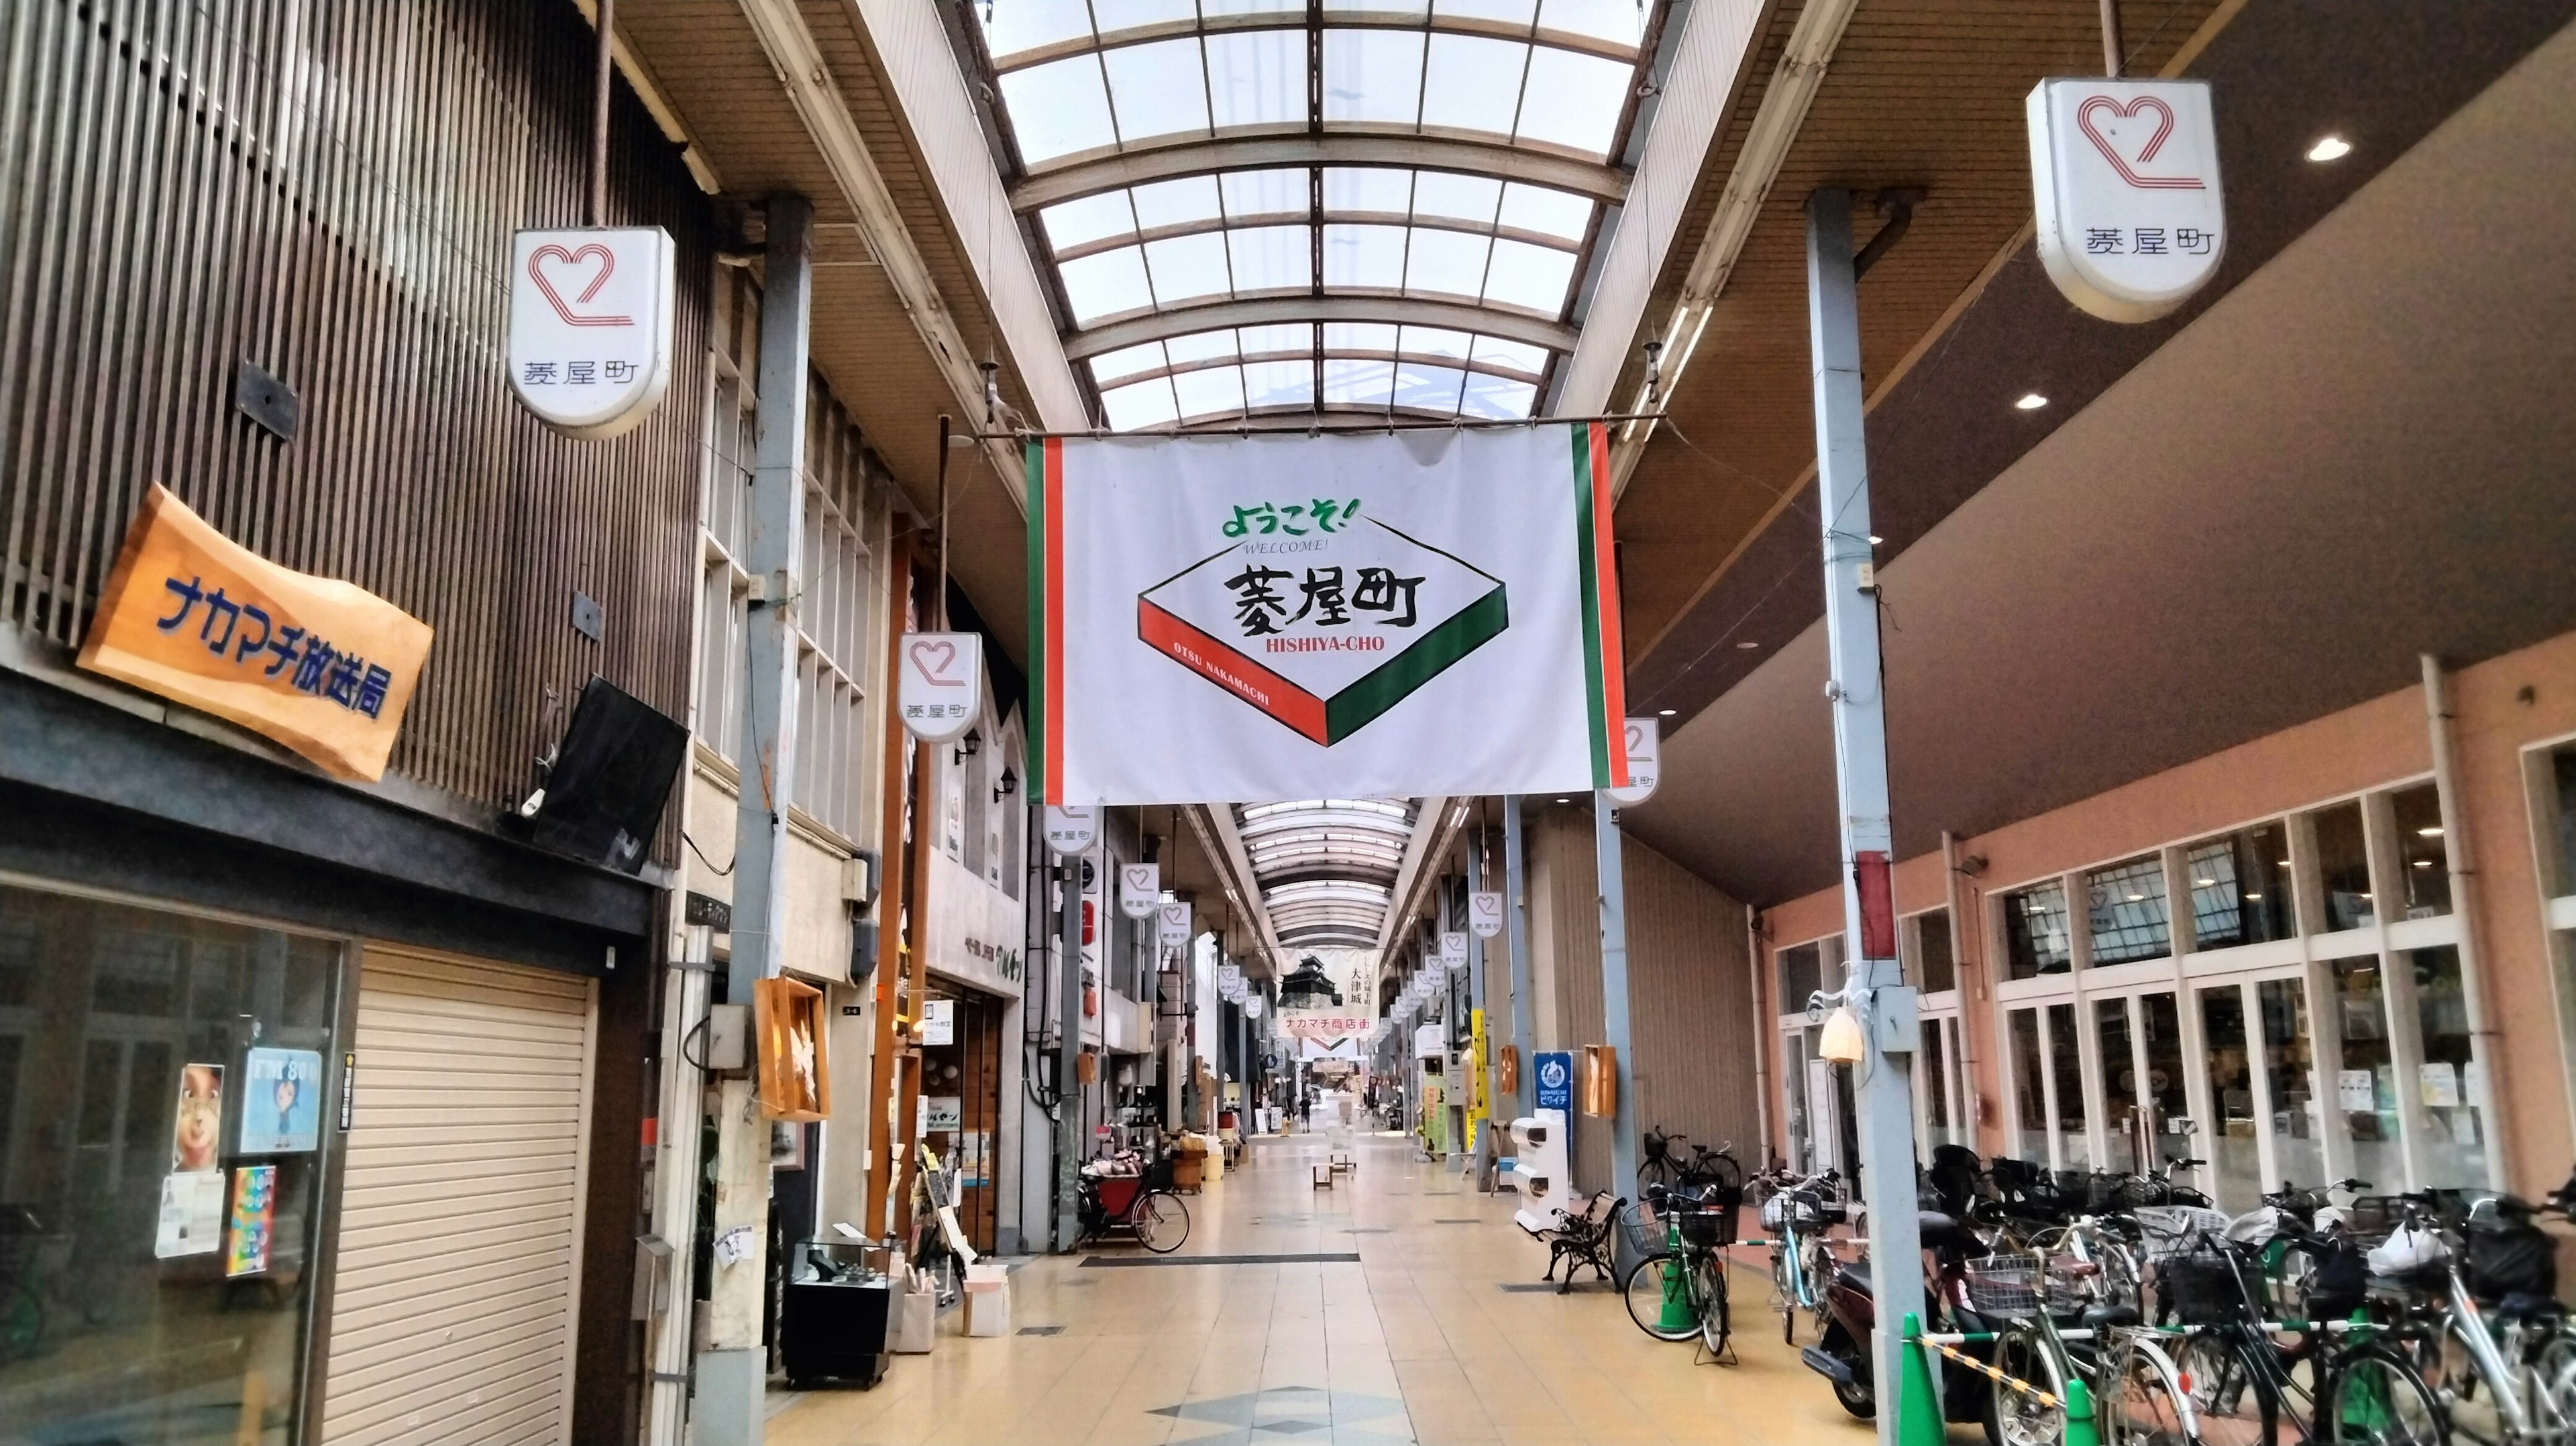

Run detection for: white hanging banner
[[1030, 427, 1628, 805], [1470, 891, 1504, 938], [1042, 805, 1097, 856], [508, 227, 676, 439], [898, 632, 983, 743], [1157, 901, 1192, 948], [1607, 717, 1661, 807], [2027, 78, 2226, 323], [1118, 863, 1159, 919]]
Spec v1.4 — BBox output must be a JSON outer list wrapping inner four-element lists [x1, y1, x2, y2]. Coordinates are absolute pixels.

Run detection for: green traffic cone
[[2063, 1374, 2100, 1446], [1896, 1313, 1946, 1446], [1658, 1256, 1694, 1333]]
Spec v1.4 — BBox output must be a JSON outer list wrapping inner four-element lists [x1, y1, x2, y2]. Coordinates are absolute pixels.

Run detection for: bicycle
[[1076, 1152, 1189, 1254], [1968, 1247, 2202, 1446], [1638, 1129, 1689, 1192], [1622, 1181, 1744, 1359], [1755, 1166, 1841, 1345], [2369, 1190, 2576, 1446]]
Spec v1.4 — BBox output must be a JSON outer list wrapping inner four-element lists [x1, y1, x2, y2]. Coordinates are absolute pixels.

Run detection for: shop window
[[1921, 1017, 1952, 1137], [1781, 1027, 1813, 1170], [786, 393, 876, 845], [2008, 1007, 2046, 1148], [1913, 910, 1956, 993], [2410, 945, 2489, 1186], [2084, 854, 2170, 966], [2310, 800, 2375, 932], [2003, 880, 2071, 979], [2096, 997, 2139, 1173], [2139, 992, 2192, 1168], [1777, 940, 1822, 1013], [1, 885, 344, 1445], [2388, 783, 2451, 919], [2199, 985, 2259, 1212], [2325, 956, 2404, 1191], [2185, 822, 2297, 950], [2047, 1001, 2088, 1169], [2257, 978, 2324, 1190]]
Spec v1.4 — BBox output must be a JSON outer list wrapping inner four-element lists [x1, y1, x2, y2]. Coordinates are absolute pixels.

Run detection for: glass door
[[2008, 1007, 2047, 1165], [2198, 984, 2262, 1211], [2137, 991, 2193, 1169], [2325, 956, 2406, 1191], [2094, 997, 2140, 1174], [2047, 1002, 2088, 1171], [2258, 977, 2326, 1191]]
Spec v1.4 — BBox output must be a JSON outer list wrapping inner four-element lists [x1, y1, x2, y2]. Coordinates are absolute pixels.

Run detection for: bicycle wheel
[[1132, 1191, 1189, 1254], [1638, 1154, 1677, 1192], [2532, 1329, 2576, 1433], [1773, 1241, 1800, 1344], [1985, 1325, 2069, 1446], [2321, 1343, 2445, 1445], [2106, 1335, 2195, 1446], [1623, 1253, 1699, 1341], [1805, 1236, 1838, 1337], [2170, 1331, 2277, 1446], [1695, 1252, 1731, 1355]]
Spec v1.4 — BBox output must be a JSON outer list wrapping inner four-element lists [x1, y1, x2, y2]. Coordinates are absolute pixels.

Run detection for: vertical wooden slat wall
[[0, 0, 712, 863]]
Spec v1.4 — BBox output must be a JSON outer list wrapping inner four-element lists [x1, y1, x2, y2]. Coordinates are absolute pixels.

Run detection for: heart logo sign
[[908, 638, 963, 686], [2075, 95, 2204, 190], [525, 244, 635, 326]]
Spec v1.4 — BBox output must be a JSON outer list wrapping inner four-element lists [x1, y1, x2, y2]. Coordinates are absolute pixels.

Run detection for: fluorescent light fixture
[[2416, 826, 2443, 838], [1658, 708, 1676, 717], [2245, 891, 2263, 901], [2193, 879, 2217, 888], [2126, 893, 2146, 903], [2306, 135, 2352, 162], [1735, 640, 1760, 651], [2015, 392, 2049, 410], [2413, 860, 2434, 868], [1867, 534, 1882, 545], [1555, 797, 1570, 805]]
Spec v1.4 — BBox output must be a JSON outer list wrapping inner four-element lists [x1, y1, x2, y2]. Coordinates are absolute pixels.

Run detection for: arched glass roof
[[1234, 797, 1415, 947], [967, 1, 1656, 431]]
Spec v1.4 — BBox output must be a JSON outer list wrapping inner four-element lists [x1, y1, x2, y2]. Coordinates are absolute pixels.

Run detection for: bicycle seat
[[1835, 1262, 1872, 1294], [2494, 1292, 2565, 1323], [2080, 1302, 2142, 1330]]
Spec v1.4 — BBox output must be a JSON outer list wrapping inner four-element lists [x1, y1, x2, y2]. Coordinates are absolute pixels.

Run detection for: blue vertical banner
[[1533, 1051, 1573, 1113]]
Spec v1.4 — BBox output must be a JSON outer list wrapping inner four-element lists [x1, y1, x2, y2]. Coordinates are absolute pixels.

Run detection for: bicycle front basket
[[2160, 1252, 2249, 1326], [1964, 1252, 2046, 1321], [1677, 1204, 1740, 1249]]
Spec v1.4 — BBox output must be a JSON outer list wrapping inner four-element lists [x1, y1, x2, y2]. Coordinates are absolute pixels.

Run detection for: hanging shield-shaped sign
[[1157, 901, 1191, 948], [1043, 805, 1097, 856], [1119, 862, 1159, 919], [1219, 962, 1243, 997], [1442, 931, 1468, 964], [1244, 994, 1265, 1019], [1470, 891, 1503, 938], [1607, 717, 1660, 806], [2027, 78, 2225, 323], [507, 227, 676, 440], [898, 632, 982, 743]]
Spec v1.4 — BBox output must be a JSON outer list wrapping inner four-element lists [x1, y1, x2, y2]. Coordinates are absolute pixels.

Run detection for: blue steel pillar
[[1808, 186, 1926, 1446], [1594, 797, 1638, 1252], [1503, 796, 1536, 1119]]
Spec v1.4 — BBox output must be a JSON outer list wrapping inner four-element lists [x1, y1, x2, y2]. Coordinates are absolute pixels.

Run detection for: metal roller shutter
[[321, 946, 596, 1445]]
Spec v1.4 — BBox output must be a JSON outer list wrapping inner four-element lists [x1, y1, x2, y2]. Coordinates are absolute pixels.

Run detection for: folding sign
[[1118, 863, 1159, 919], [2027, 78, 2225, 323], [898, 632, 981, 744], [1470, 891, 1504, 938], [1607, 717, 1660, 807], [1043, 805, 1097, 856], [507, 227, 676, 439], [1030, 426, 1627, 805]]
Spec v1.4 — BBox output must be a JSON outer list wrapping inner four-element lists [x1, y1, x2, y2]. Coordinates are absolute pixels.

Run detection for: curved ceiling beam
[[1068, 295, 1578, 362], [992, 13, 1638, 74], [1014, 135, 1629, 211]]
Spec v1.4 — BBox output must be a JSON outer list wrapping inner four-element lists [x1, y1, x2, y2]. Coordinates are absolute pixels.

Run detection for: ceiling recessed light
[[2412, 859, 2434, 868], [2306, 135, 2352, 162], [2416, 826, 2443, 838], [1735, 640, 1760, 651], [2193, 878, 2218, 888], [1658, 708, 1676, 717], [2245, 891, 2263, 900], [1867, 534, 1883, 545], [1556, 797, 1570, 805], [2015, 393, 2049, 410]]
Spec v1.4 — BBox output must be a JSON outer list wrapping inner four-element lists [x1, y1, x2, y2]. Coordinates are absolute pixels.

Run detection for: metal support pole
[[1054, 856, 1085, 1249], [1807, 186, 1927, 1446], [1503, 795, 1536, 1119], [1594, 798, 1639, 1241], [699, 192, 811, 1446], [1466, 840, 1489, 1157], [588, 0, 614, 227]]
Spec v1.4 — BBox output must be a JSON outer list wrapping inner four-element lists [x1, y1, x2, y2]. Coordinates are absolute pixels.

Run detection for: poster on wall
[[154, 1170, 226, 1258], [917, 1000, 956, 1048], [170, 1062, 225, 1173], [1029, 426, 1628, 805], [238, 1048, 323, 1154], [225, 1164, 278, 1277]]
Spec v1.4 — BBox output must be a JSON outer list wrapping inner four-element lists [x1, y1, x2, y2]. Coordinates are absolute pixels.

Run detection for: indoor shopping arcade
[[3, 1, 2575, 1445]]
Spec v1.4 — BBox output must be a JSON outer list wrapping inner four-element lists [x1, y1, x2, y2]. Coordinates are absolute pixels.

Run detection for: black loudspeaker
[[527, 677, 688, 873]]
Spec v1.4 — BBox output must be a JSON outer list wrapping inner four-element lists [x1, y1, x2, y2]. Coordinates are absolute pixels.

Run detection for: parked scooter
[[1800, 1146, 1999, 1426]]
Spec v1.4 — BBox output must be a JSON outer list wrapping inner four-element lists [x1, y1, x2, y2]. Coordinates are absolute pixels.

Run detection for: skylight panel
[[1040, 190, 1138, 252], [1130, 175, 1224, 231], [1103, 39, 1213, 146], [1229, 225, 1314, 294], [1244, 359, 1315, 410], [1089, 341, 1170, 385], [1058, 246, 1154, 323], [1174, 366, 1248, 421], [1320, 30, 1425, 126], [1514, 46, 1630, 156], [1164, 330, 1241, 366], [1483, 236, 1576, 313], [1393, 363, 1468, 414], [1436, 0, 1540, 22], [1322, 224, 1406, 290], [1220, 168, 1308, 222], [1094, 0, 1199, 40], [1541, 0, 1646, 46], [1411, 172, 1503, 227], [1144, 232, 1234, 306], [1403, 229, 1491, 298], [1498, 182, 1593, 242], [1460, 372, 1538, 418], [1323, 357, 1395, 407], [1397, 326, 1474, 361], [1419, 36, 1527, 137], [1322, 168, 1412, 219], [1469, 335, 1548, 376], [1324, 322, 1398, 352], [1205, 30, 1305, 131], [1326, 0, 1428, 15], [1205, 0, 1305, 13], [1238, 323, 1312, 357], [999, 56, 1118, 166], [1102, 378, 1181, 430], [975, 0, 1092, 65]]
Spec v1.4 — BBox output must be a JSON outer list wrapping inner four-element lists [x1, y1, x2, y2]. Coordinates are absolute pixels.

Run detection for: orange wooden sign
[[76, 486, 433, 782]]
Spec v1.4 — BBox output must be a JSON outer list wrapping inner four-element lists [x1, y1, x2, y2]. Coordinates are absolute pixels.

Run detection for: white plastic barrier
[[1507, 1109, 1571, 1233]]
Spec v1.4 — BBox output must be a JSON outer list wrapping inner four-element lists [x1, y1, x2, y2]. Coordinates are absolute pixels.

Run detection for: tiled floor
[[761, 1127, 1880, 1445]]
